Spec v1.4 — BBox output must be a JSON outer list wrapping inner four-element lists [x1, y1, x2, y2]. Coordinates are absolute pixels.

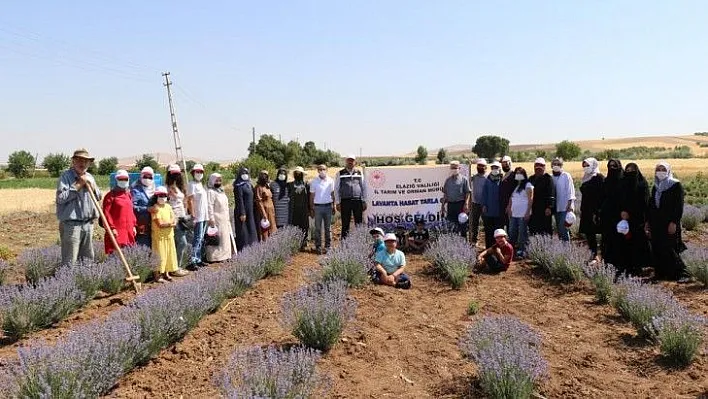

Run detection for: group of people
[[440, 156, 688, 281]]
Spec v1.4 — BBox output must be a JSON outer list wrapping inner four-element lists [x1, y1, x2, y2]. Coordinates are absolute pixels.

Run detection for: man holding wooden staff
[[56, 148, 102, 265]]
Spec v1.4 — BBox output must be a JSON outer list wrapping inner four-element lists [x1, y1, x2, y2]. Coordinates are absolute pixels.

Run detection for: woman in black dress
[[618, 163, 650, 275], [233, 167, 258, 251], [579, 158, 604, 260], [600, 159, 623, 267], [646, 162, 688, 282], [288, 166, 310, 250]]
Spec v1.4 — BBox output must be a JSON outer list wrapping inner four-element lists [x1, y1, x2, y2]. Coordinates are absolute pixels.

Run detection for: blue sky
[[1, 1, 707, 163]]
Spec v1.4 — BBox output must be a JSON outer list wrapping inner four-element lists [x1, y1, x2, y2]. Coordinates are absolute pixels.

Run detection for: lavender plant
[[98, 257, 128, 295], [218, 345, 330, 398], [682, 205, 703, 231], [459, 315, 548, 399], [682, 246, 708, 287], [701, 204, 708, 223], [528, 236, 589, 283], [119, 245, 158, 283], [318, 226, 372, 288], [92, 241, 109, 263], [615, 282, 681, 338], [652, 306, 706, 366], [526, 235, 554, 269], [281, 280, 356, 351], [424, 234, 476, 289], [18, 246, 63, 284], [0, 259, 9, 285], [582, 262, 617, 304]]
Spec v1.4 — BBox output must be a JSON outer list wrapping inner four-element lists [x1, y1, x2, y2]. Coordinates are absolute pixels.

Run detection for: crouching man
[[475, 229, 514, 273], [372, 233, 411, 289]]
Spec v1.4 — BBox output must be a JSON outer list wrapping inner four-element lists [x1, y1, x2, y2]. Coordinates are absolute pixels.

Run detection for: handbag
[[204, 226, 220, 246]]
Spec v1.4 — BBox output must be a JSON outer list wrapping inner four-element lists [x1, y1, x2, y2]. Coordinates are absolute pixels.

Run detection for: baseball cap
[[383, 233, 397, 242], [369, 227, 385, 236]]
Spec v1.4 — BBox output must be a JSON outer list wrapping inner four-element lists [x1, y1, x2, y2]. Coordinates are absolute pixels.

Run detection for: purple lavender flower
[[652, 305, 706, 366], [119, 245, 158, 283], [682, 205, 703, 231], [92, 241, 109, 263], [218, 345, 330, 398], [459, 315, 548, 398], [615, 281, 682, 338], [527, 235, 590, 283], [682, 245, 708, 287], [0, 259, 9, 285], [425, 234, 476, 289], [318, 226, 372, 288], [17, 245, 63, 284], [281, 280, 356, 351], [582, 262, 617, 304]]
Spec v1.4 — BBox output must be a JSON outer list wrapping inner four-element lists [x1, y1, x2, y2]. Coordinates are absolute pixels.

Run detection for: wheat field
[[512, 158, 707, 181], [0, 189, 56, 215]]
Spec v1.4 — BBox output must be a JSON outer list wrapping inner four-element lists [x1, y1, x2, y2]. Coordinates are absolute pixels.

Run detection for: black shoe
[[395, 279, 411, 289], [186, 263, 199, 271]]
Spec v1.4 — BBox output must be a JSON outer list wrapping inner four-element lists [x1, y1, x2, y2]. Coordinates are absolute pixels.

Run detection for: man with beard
[[470, 159, 488, 245], [528, 158, 555, 236], [499, 155, 515, 230], [481, 161, 504, 248]]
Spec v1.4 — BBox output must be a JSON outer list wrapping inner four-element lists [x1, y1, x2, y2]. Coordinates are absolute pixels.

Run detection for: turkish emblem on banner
[[368, 169, 386, 188]]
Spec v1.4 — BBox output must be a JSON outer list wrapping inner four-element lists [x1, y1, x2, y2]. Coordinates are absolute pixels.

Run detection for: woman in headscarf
[[165, 164, 189, 275], [271, 167, 290, 228], [205, 173, 236, 263], [617, 163, 650, 275], [578, 158, 604, 260], [288, 166, 310, 250], [255, 170, 277, 241], [646, 162, 688, 282], [102, 169, 137, 254], [233, 167, 258, 251], [600, 159, 623, 266], [132, 166, 156, 247]]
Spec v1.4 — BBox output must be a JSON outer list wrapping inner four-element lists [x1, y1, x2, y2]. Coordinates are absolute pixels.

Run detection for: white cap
[[458, 212, 469, 224], [450, 160, 460, 166], [477, 159, 488, 166], [383, 233, 398, 242], [115, 169, 129, 179], [155, 186, 168, 195], [490, 161, 501, 168], [534, 157, 546, 166], [564, 212, 577, 226], [501, 155, 512, 163], [192, 163, 204, 172], [141, 166, 154, 176], [167, 164, 181, 174], [616, 220, 629, 235], [294, 166, 305, 173], [345, 154, 356, 160], [493, 228, 507, 238], [370, 227, 385, 236]]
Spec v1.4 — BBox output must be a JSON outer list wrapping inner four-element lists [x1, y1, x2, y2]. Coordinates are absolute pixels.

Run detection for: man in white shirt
[[550, 157, 576, 242], [187, 163, 209, 268], [309, 164, 336, 254]]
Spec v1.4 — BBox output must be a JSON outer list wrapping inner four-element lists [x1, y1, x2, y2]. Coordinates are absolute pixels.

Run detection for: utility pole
[[162, 72, 187, 172], [251, 127, 256, 155]]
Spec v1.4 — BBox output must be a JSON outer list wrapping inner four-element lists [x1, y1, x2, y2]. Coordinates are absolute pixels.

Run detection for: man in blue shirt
[[373, 233, 411, 289]]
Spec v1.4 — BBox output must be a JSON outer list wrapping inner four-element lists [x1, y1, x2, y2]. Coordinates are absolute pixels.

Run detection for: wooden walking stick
[[85, 180, 141, 293]]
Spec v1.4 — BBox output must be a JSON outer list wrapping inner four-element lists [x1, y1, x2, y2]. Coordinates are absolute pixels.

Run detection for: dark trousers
[[446, 201, 468, 238], [340, 198, 363, 239], [470, 203, 483, 243], [529, 212, 552, 236], [483, 215, 502, 249], [586, 233, 598, 257]]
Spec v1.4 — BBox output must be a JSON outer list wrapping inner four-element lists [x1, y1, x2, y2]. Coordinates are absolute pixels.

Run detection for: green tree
[[436, 148, 448, 164], [42, 153, 71, 177], [8, 150, 36, 179], [472, 135, 510, 160], [414, 146, 428, 165], [301, 141, 318, 166], [252, 134, 287, 167], [185, 160, 197, 173], [97, 157, 119, 175], [133, 154, 160, 172], [205, 161, 222, 173], [555, 140, 582, 161], [284, 140, 303, 167], [230, 154, 276, 179]]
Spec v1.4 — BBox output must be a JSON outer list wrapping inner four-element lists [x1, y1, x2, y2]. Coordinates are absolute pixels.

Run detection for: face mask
[[583, 166, 592, 174], [141, 178, 153, 186], [117, 180, 129, 189], [552, 166, 562, 173], [450, 169, 459, 176], [214, 183, 222, 189], [515, 174, 525, 181], [655, 171, 668, 180], [241, 174, 249, 181], [278, 174, 286, 181], [194, 173, 204, 181], [490, 169, 500, 176], [318, 171, 326, 178], [157, 197, 167, 204]]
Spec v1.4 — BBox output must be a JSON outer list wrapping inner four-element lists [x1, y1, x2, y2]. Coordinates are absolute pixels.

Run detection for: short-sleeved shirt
[[375, 249, 406, 274], [443, 175, 470, 203], [310, 177, 335, 205], [409, 228, 430, 242], [188, 181, 209, 222], [510, 182, 534, 218], [372, 240, 385, 255], [494, 241, 514, 268]]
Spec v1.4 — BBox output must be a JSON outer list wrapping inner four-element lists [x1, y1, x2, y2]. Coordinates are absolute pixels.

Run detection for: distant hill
[[116, 152, 232, 168], [407, 134, 708, 157]]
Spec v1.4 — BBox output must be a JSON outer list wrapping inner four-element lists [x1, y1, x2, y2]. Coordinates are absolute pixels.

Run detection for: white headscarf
[[208, 173, 223, 192], [581, 158, 600, 183], [653, 161, 679, 207]]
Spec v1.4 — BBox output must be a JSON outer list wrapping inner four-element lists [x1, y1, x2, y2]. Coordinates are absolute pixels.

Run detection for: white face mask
[[490, 169, 500, 176], [157, 197, 167, 204], [655, 171, 668, 180], [278, 174, 286, 181], [552, 165, 562, 173], [117, 180, 129, 189], [241, 174, 250, 181], [583, 166, 592, 174], [194, 173, 204, 181], [141, 178, 153, 186], [515, 174, 525, 181], [318, 171, 327, 178]]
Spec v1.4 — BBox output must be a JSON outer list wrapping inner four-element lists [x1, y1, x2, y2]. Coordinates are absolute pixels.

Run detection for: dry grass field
[[0, 189, 56, 215]]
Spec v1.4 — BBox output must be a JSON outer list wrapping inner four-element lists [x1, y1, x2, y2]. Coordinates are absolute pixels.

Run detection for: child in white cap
[[475, 229, 514, 273]]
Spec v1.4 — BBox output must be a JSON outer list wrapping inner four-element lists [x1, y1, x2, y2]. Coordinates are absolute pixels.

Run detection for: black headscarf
[[276, 167, 288, 200], [233, 167, 250, 188], [621, 162, 647, 191], [604, 158, 623, 194]]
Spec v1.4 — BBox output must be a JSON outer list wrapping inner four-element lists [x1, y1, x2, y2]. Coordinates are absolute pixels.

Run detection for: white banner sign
[[364, 164, 470, 230]]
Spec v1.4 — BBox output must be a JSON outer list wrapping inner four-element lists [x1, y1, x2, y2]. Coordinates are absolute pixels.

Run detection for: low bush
[[18, 246, 63, 284], [528, 235, 589, 283], [120, 245, 158, 283], [425, 234, 476, 289], [281, 280, 356, 352], [682, 246, 708, 286], [614, 282, 681, 338], [467, 300, 480, 315], [459, 315, 548, 399], [317, 226, 371, 288], [583, 262, 617, 304], [652, 306, 706, 367], [218, 345, 330, 398], [681, 205, 703, 231], [0, 260, 9, 285]]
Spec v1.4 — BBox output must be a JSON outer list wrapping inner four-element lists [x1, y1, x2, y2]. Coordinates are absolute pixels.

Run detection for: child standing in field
[[152, 186, 178, 283]]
